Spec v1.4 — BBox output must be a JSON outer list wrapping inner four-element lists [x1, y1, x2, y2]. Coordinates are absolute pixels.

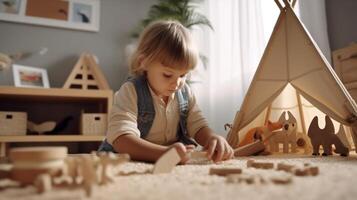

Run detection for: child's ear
[[137, 54, 147, 70]]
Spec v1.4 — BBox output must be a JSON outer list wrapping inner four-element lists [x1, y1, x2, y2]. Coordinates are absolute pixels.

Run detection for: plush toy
[[238, 120, 283, 148]]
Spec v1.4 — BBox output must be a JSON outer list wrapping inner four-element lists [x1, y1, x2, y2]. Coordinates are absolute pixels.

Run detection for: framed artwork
[[0, 0, 100, 32], [13, 64, 50, 88]]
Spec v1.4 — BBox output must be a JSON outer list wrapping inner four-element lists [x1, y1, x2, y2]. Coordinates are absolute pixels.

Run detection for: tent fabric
[[226, 2, 357, 151]]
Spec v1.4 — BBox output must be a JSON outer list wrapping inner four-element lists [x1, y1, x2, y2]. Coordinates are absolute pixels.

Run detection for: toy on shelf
[[27, 120, 56, 135], [63, 53, 110, 90], [308, 115, 349, 156]]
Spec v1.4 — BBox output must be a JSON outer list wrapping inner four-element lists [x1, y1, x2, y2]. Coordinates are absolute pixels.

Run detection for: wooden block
[[226, 174, 265, 184], [152, 147, 181, 174], [308, 166, 319, 176], [277, 163, 295, 173], [34, 173, 52, 194], [293, 167, 309, 176], [247, 160, 274, 169], [270, 173, 292, 184], [226, 174, 255, 184], [209, 167, 242, 176], [234, 141, 265, 157], [0, 169, 10, 179]]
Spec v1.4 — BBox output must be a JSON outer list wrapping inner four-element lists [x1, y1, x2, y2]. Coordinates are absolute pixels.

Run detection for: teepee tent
[[226, 0, 357, 152]]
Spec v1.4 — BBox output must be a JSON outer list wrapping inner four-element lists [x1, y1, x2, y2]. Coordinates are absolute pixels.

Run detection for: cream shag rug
[[1, 154, 357, 200]]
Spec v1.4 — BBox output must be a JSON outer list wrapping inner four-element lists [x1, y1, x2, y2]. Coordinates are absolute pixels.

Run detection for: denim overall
[[98, 75, 197, 152]]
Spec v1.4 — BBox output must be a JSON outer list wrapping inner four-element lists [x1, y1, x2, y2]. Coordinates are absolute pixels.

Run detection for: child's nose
[[171, 77, 182, 88]]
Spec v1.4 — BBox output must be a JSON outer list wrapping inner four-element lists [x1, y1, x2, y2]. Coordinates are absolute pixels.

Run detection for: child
[[98, 20, 234, 163]]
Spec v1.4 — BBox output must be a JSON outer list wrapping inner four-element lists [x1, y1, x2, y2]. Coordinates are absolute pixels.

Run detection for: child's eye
[[163, 73, 172, 78]]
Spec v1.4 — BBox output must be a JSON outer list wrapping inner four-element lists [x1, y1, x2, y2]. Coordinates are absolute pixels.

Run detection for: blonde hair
[[130, 20, 198, 76]]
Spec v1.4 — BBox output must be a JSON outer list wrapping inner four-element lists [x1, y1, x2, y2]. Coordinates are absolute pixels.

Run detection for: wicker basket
[[81, 113, 107, 135], [0, 111, 27, 135]]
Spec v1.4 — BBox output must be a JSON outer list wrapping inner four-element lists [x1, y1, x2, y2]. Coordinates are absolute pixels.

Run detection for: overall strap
[[129, 76, 156, 139], [98, 75, 155, 153], [176, 84, 197, 146]]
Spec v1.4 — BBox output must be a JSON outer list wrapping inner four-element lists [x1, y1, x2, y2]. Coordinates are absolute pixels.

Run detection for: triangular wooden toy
[[63, 53, 110, 90]]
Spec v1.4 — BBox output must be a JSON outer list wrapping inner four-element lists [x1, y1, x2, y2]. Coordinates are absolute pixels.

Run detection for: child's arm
[[194, 127, 234, 162], [113, 134, 193, 163]]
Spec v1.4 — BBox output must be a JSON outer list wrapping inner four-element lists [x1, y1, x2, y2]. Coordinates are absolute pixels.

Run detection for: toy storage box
[[81, 113, 107, 135], [0, 111, 27, 135]]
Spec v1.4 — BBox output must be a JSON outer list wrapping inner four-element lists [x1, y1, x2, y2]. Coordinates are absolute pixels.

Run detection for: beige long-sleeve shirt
[[106, 82, 209, 146]]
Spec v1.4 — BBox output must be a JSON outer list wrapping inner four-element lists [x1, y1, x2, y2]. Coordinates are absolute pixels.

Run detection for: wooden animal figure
[[307, 115, 349, 156], [238, 120, 283, 147], [268, 111, 298, 153]]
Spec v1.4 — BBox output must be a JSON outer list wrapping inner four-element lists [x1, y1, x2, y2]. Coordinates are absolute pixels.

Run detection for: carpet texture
[[1, 155, 357, 200]]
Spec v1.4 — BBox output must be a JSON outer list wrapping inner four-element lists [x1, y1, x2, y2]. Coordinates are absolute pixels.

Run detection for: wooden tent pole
[[264, 104, 272, 125], [274, 0, 284, 11], [296, 90, 307, 135], [292, 0, 297, 8]]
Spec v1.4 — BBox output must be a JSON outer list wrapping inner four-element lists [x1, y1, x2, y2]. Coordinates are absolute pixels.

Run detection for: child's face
[[144, 61, 189, 98]]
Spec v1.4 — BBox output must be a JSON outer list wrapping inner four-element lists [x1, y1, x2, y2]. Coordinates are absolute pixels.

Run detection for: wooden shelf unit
[[0, 86, 113, 156]]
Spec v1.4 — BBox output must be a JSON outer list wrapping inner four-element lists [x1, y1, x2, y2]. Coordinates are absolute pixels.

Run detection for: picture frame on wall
[[0, 0, 100, 32], [13, 64, 50, 88]]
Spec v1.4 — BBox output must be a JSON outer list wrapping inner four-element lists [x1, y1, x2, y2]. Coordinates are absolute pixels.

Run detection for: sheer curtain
[[191, 0, 267, 135], [191, 0, 282, 135]]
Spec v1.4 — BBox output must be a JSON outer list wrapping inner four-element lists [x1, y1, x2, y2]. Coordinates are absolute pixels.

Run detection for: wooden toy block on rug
[[227, 172, 293, 185], [152, 148, 181, 174], [308, 115, 349, 156], [277, 162, 319, 176], [226, 174, 264, 184], [153, 149, 209, 174], [63, 53, 110, 90], [247, 159, 274, 169], [209, 167, 242, 176]]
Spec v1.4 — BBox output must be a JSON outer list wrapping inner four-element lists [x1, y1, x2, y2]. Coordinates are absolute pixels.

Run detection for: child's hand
[[204, 135, 234, 162], [170, 142, 195, 164]]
